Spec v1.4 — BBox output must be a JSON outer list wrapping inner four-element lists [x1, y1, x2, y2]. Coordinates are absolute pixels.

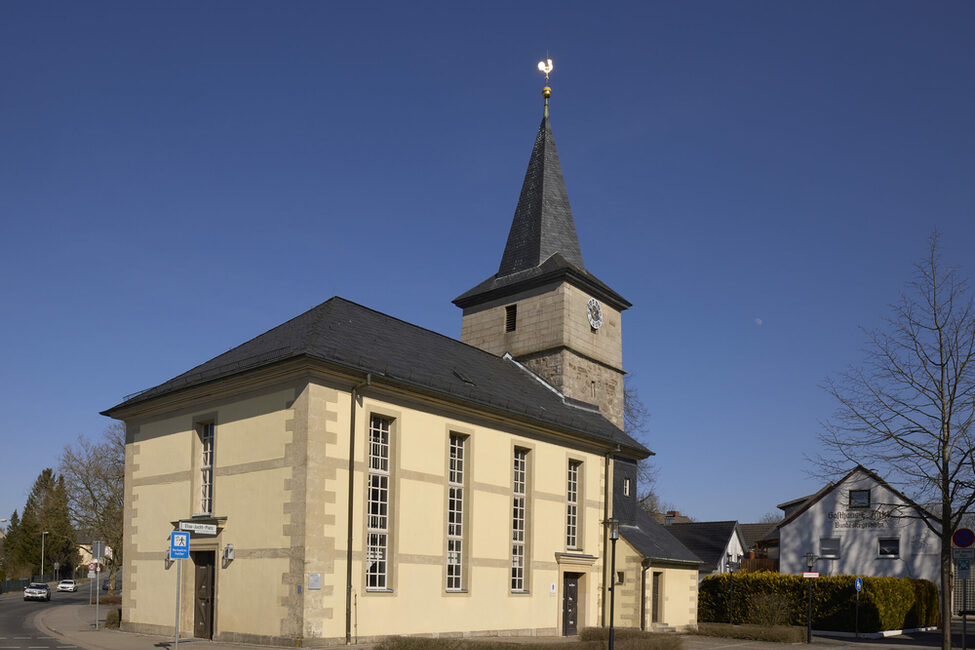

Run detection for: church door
[[192, 551, 215, 639], [562, 572, 580, 635]]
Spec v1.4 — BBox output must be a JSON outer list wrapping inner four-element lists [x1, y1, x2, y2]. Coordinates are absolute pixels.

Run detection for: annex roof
[[615, 491, 701, 566], [102, 297, 649, 457], [739, 522, 780, 549], [661, 521, 743, 574]]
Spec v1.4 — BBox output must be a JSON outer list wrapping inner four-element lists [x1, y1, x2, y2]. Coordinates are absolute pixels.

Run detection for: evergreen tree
[[16, 469, 78, 579]]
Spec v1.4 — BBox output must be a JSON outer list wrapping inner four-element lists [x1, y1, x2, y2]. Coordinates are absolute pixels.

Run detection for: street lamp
[[727, 552, 736, 625], [40, 531, 49, 581], [804, 552, 818, 644], [604, 518, 620, 650]]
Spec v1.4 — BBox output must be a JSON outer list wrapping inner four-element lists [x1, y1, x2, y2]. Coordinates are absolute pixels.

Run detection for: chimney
[[664, 510, 680, 526]]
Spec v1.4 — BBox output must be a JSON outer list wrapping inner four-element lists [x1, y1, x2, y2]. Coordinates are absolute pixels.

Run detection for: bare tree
[[58, 423, 125, 585], [757, 511, 782, 524], [818, 232, 975, 650]]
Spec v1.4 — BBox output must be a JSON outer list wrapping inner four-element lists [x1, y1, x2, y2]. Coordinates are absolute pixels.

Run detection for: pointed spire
[[497, 87, 585, 277]]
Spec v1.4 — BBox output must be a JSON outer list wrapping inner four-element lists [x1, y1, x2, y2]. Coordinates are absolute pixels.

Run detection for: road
[[0, 588, 86, 650]]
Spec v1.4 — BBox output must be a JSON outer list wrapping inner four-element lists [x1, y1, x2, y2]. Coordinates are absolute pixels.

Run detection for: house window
[[879, 538, 900, 558], [566, 460, 581, 549], [446, 433, 466, 591], [199, 422, 214, 515], [820, 537, 840, 558], [505, 305, 517, 332], [849, 489, 871, 509], [367, 415, 392, 590], [511, 447, 529, 592]]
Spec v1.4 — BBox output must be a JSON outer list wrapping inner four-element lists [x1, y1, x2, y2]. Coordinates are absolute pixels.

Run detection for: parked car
[[57, 579, 78, 592], [24, 583, 51, 601]]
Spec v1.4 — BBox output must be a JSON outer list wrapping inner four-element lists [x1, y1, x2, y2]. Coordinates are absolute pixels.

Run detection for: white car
[[24, 583, 51, 601], [56, 579, 78, 592]]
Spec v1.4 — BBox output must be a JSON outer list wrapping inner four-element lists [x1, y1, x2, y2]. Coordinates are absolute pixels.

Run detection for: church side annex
[[102, 74, 700, 646]]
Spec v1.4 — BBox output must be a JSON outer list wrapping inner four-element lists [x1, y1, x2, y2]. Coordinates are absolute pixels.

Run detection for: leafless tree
[[58, 423, 125, 585], [817, 232, 975, 650], [757, 511, 782, 524]]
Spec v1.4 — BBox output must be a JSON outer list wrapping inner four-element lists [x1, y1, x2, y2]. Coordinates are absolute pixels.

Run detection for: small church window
[[505, 305, 517, 332]]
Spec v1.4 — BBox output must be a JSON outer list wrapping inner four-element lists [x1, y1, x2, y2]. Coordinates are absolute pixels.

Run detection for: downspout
[[346, 373, 371, 645], [640, 558, 650, 631], [601, 451, 611, 627]]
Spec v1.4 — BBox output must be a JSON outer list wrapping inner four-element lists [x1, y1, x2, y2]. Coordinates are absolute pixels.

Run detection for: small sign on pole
[[854, 577, 863, 592], [802, 572, 820, 579], [954, 528, 975, 548], [170, 531, 190, 650]]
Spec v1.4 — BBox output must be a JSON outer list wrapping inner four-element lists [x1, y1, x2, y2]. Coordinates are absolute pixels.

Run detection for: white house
[[777, 466, 940, 586]]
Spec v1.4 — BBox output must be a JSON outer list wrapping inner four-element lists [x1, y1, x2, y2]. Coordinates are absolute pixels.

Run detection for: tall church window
[[446, 433, 466, 591], [511, 447, 529, 591], [367, 415, 392, 590], [199, 422, 214, 515], [566, 460, 581, 549]]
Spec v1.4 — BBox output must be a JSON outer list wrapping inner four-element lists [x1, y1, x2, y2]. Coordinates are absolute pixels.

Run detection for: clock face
[[587, 297, 603, 330]]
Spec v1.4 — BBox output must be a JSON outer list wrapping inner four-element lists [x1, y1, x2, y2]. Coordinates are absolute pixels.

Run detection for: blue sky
[[1, 2, 973, 526]]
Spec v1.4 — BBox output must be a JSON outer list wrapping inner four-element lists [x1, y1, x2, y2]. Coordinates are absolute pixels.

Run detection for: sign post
[[170, 531, 190, 650], [854, 577, 863, 640]]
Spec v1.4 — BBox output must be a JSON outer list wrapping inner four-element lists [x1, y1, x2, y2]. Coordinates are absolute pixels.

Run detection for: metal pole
[[807, 579, 812, 644], [729, 569, 734, 625], [964, 576, 968, 650], [609, 536, 617, 650], [855, 588, 859, 640], [174, 558, 181, 650], [40, 532, 46, 580], [95, 565, 100, 630]]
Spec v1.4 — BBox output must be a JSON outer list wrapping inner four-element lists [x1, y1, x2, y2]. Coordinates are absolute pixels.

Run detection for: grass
[[693, 623, 806, 643]]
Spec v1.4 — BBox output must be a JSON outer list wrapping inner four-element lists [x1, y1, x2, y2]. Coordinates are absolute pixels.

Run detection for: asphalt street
[[0, 587, 86, 650]]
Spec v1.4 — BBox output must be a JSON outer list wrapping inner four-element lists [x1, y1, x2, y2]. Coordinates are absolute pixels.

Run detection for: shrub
[[747, 593, 791, 627], [104, 608, 121, 629], [698, 572, 938, 633], [695, 623, 805, 643]]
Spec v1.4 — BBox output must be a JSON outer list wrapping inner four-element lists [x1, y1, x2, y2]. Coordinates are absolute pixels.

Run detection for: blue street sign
[[855, 577, 863, 592], [170, 531, 190, 559]]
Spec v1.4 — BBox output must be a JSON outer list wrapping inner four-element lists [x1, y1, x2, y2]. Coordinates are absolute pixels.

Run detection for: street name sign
[[802, 572, 820, 578], [170, 531, 190, 559], [179, 521, 217, 535]]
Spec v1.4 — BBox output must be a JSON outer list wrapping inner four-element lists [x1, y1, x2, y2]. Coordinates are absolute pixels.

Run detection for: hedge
[[698, 572, 938, 633]]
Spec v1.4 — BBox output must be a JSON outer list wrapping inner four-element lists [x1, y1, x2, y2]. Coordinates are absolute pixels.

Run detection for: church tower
[[453, 82, 630, 429]]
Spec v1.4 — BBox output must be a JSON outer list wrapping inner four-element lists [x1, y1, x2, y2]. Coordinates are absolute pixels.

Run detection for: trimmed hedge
[[698, 572, 938, 633]]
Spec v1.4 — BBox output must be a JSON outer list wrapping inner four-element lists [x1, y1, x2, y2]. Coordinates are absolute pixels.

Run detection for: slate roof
[[615, 491, 701, 566], [661, 521, 742, 573], [739, 522, 779, 550], [102, 297, 649, 457], [453, 115, 630, 312]]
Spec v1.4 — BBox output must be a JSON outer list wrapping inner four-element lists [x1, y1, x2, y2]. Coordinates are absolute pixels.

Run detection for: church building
[[103, 81, 699, 646]]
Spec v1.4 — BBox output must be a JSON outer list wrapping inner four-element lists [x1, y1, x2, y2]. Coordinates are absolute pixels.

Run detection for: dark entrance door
[[192, 551, 215, 639], [651, 571, 663, 624], [562, 572, 580, 635]]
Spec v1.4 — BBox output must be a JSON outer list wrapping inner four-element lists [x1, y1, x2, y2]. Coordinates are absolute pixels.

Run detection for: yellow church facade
[[105, 86, 700, 645]]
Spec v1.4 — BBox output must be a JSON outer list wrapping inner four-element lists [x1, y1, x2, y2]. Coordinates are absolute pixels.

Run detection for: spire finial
[[537, 57, 553, 118]]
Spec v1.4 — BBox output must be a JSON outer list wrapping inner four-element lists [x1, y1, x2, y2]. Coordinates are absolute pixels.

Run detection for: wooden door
[[192, 551, 215, 639], [651, 571, 662, 624], [562, 573, 579, 636]]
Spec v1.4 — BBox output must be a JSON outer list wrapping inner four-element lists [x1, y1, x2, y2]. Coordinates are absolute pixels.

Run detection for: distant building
[[661, 521, 745, 581], [776, 466, 940, 584]]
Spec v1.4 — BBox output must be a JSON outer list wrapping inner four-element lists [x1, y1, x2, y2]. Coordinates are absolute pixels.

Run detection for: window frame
[[878, 537, 900, 558], [820, 537, 841, 559], [566, 459, 582, 550], [511, 447, 529, 593], [199, 422, 215, 515], [849, 489, 871, 509], [366, 414, 393, 591], [446, 433, 467, 592]]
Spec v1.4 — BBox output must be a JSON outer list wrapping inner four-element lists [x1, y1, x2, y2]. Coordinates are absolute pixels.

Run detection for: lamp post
[[727, 552, 736, 625], [604, 518, 620, 650], [804, 552, 818, 644], [40, 531, 49, 581]]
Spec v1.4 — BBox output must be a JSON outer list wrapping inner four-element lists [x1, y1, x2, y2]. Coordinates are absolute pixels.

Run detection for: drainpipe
[[640, 558, 650, 631], [346, 373, 371, 645], [601, 451, 611, 626]]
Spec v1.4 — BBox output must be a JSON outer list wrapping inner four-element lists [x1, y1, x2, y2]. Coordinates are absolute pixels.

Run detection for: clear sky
[[2, 2, 973, 527]]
